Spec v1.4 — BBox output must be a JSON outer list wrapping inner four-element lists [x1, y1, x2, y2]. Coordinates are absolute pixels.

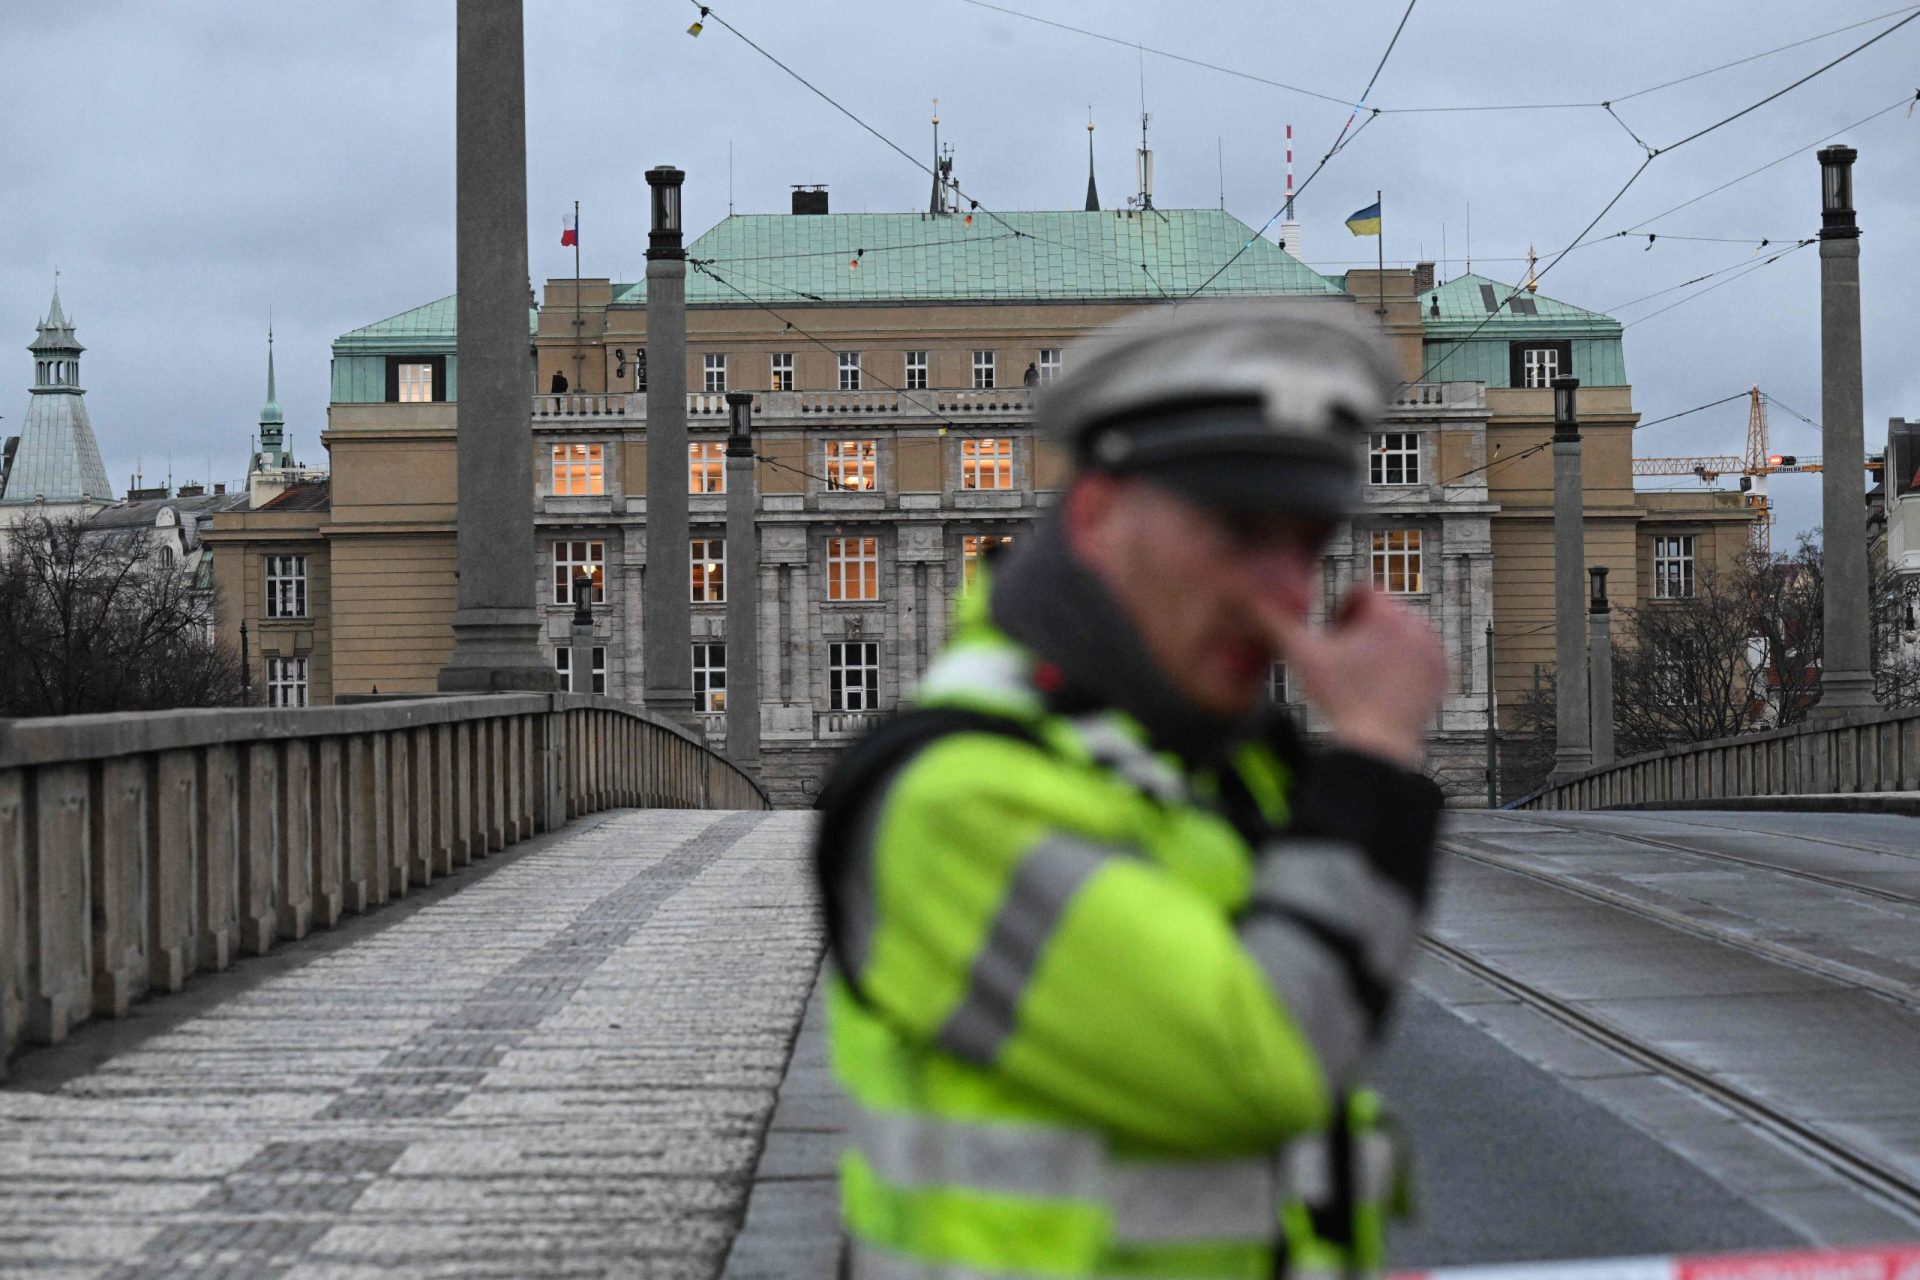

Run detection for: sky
[[3, 1, 1917, 539]]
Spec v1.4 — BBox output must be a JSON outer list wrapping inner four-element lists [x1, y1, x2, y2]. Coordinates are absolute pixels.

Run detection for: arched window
[[35, 362, 44, 383]]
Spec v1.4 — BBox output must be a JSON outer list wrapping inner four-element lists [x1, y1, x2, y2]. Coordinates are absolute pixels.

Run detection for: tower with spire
[[0, 284, 114, 518], [256, 328, 289, 470], [1084, 114, 1100, 212]]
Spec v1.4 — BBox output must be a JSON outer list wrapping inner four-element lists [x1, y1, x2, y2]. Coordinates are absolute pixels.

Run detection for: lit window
[[962, 438, 1014, 491], [266, 656, 310, 708], [689, 441, 727, 494], [551, 443, 605, 496], [1038, 349, 1063, 383], [693, 642, 727, 712], [770, 352, 794, 392], [397, 362, 434, 403], [826, 536, 880, 601], [264, 554, 308, 619], [905, 351, 928, 391], [962, 533, 1016, 591], [1654, 535, 1696, 599], [838, 351, 862, 391], [1370, 528, 1424, 594], [829, 641, 880, 711], [553, 541, 605, 604], [553, 646, 607, 694], [972, 350, 996, 389], [1369, 433, 1420, 486], [703, 353, 727, 393], [691, 537, 725, 603], [1520, 346, 1560, 389], [824, 440, 878, 491]]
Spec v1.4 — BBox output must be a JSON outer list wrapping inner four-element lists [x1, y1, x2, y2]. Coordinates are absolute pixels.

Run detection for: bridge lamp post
[[1549, 376, 1593, 781], [569, 572, 596, 695], [1589, 566, 1614, 768], [642, 165, 694, 724], [723, 391, 761, 773], [1813, 144, 1879, 718]]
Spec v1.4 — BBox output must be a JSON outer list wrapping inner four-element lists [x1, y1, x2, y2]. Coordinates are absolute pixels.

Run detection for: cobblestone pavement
[[0, 809, 824, 1280]]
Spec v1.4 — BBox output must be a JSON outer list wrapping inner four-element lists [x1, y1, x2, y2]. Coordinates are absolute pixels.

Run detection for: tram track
[[1439, 831, 1920, 1012], [1417, 930, 1920, 1225]]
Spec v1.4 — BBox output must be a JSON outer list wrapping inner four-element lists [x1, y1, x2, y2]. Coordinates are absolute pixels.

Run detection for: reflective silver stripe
[[1240, 911, 1371, 1085], [1357, 1129, 1397, 1202], [917, 645, 1038, 711], [937, 836, 1113, 1065], [1061, 713, 1187, 804], [1282, 1129, 1398, 1208], [1106, 1154, 1280, 1244], [853, 1108, 1105, 1200], [851, 1109, 1282, 1244], [1248, 841, 1419, 983]]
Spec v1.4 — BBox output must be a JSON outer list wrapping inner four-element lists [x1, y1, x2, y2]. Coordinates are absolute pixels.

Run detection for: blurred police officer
[[815, 304, 1448, 1280]]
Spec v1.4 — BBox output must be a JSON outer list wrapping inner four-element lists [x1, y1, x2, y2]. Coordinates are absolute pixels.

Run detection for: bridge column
[[1549, 377, 1592, 781]]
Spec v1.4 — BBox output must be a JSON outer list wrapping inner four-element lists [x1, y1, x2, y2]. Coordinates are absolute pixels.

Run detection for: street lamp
[[572, 573, 594, 627], [1589, 565, 1614, 768], [1553, 376, 1580, 443], [1550, 375, 1591, 780], [1819, 146, 1858, 238], [646, 166, 685, 252]]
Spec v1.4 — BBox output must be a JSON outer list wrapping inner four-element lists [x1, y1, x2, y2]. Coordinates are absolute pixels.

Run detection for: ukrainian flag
[[1345, 201, 1382, 236]]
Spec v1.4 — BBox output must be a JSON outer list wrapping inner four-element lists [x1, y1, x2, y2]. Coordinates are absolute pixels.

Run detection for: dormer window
[[1510, 341, 1571, 390], [385, 355, 447, 402]]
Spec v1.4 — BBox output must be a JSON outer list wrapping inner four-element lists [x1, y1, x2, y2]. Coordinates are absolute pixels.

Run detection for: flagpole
[[1375, 189, 1387, 320], [573, 199, 583, 391]]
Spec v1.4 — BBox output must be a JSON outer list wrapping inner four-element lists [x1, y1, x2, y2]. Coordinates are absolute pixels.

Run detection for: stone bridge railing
[[1517, 705, 1920, 811], [0, 693, 768, 1073]]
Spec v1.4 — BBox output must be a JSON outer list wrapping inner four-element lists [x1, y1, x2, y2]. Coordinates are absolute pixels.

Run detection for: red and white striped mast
[[1279, 123, 1303, 259]]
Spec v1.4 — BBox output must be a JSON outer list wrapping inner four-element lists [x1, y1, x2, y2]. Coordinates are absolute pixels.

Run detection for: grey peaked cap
[[1034, 302, 1399, 514]]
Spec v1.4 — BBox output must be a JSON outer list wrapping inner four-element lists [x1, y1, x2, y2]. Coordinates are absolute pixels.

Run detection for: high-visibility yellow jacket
[[814, 592, 1442, 1280]]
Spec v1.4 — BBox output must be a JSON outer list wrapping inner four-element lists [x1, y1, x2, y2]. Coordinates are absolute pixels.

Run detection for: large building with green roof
[[291, 196, 1749, 802]]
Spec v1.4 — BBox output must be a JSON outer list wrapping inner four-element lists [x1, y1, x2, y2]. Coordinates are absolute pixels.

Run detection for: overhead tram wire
[[1633, 391, 1751, 432], [1606, 3, 1920, 105], [1602, 238, 1814, 311], [1621, 240, 1815, 328], [1409, 14, 1917, 389]]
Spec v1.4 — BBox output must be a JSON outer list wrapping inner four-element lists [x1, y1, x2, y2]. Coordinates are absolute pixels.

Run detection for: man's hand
[[1263, 588, 1447, 769]]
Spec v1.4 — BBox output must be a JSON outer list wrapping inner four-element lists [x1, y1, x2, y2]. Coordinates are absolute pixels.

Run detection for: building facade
[[210, 195, 1751, 805]]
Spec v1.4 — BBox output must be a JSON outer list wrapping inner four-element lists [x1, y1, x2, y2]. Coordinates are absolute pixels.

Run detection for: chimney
[[177, 482, 205, 497], [214, 483, 227, 495], [791, 185, 829, 215], [1413, 261, 1436, 295]]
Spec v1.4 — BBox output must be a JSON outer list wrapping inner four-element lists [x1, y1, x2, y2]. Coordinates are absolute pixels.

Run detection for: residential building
[[1881, 416, 1920, 671]]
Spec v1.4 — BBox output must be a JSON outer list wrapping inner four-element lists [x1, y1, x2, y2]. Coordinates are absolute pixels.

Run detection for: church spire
[[4, 283, 112, 506], [257, 328, 287, 467], [1084, 112, 1100, 212]]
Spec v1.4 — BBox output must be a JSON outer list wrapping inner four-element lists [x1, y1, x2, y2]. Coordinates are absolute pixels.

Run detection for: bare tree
[[0, 515, 242, 717], [1611, 565, 1766, 759]]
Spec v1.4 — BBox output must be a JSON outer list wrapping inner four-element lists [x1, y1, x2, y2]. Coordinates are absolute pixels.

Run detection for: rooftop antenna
[[728, 140, 735, 216], [1284, 123, 1295, 219], [1465, 201, 1472, 275], [1217, 135, 1225, 211], [1133, 47, 1154, 210], [1278, 123, 1303, 259]]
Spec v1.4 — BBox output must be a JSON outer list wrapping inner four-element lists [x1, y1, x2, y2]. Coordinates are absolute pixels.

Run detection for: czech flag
[[561, 212, 579, 247], [1345, 201, 1381, 237]]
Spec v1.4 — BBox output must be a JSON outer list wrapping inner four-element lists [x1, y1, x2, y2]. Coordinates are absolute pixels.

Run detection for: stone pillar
[[569, 572, 595, 695], [1550, 377, 1593, 780], [642, 165, 694, 721], [439, 0, 554, 692], [1589, 566, 1615, 768], [1814, 145, 1877, 717], [724, 392, 762, 772]]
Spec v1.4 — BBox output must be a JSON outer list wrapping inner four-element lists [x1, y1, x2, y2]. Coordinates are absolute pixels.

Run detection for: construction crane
[[1633, 387, 1823, 554]]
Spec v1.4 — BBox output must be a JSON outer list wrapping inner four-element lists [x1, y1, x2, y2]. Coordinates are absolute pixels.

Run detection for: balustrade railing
[[0, 693, 766, 1073], [528, 387, 1037, 424]]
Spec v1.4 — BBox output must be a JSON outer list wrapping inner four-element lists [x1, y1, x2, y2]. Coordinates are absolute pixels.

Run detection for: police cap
[[1036, 302, 1399, 520]]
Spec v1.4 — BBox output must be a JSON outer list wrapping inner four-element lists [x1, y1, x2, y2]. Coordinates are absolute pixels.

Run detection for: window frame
[[838, 351, 863, 392], [1369, 432, 1421, 487], [971, 349, 996, 390], [692, 641, 727, 712], [1370, 528, 1425, 595], [961, 437, 1015, 491], [385, 354, 447, 403], [690, 537, 726, 603], [826, 535, 881, 602], [823, 439, 879, 492], [689, 440, 727, 494], [1509, 340, 1573, 390], [550, 442, 606, 496], [770, 352, 794, 392], [1038, 349, 1063, 383], [702, 352, 727, 394], [552, 540, 606, 605], [264, 554, 309, 619], [905, 350, 929, 391], [1653, 534, 1697, 600], [961, 532, 1017, 592], [266, 655, 310, 708], [552, 646, 607, 695], [828, 640, 881, 712]]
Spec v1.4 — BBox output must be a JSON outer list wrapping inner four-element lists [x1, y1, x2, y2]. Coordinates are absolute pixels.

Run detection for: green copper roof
[[1419, 272, 1621, 336], [335, 295, 538, 352], [259, 331, 284, 427], [615, 209, 1341, 306]]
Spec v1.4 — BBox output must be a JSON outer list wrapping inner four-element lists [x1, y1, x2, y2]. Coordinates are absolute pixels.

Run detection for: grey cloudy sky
[[4, 1, 1917, 538]]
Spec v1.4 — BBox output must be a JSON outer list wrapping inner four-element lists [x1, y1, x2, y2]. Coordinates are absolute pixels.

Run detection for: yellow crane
[[1632, 387, 1824, 554]]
